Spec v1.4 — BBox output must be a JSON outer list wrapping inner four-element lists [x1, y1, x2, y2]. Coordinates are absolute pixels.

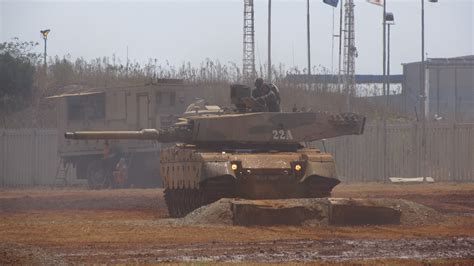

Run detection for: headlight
[[231, 163, 238, 171], [294, 164, 302, 171]]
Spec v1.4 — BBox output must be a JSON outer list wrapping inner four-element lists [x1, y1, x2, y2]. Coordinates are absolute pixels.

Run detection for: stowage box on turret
[[66, 84, 366, 217]]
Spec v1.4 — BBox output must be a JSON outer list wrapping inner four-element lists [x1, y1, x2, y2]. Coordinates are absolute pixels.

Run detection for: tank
[[65, 84, 366, 217]]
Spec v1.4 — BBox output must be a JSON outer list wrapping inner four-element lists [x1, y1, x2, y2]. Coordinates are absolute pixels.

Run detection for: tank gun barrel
[[65, 129, 161, 140]]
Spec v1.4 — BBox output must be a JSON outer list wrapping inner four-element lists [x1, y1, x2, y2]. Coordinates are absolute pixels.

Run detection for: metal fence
[[317, 123, 474, 182], [1, 129, 58, 186], [1, 124, 473, 186]]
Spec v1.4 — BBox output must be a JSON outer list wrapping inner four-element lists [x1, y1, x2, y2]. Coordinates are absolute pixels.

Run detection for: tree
[[0, 38, 40, 102]]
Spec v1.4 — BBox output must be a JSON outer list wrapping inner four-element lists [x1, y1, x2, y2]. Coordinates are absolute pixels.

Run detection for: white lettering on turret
[[272, 130, 294, 140]]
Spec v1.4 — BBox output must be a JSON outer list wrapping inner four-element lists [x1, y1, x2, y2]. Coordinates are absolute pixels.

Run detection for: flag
[[367, 0, 383, 6], [323, 0, 339, 8]]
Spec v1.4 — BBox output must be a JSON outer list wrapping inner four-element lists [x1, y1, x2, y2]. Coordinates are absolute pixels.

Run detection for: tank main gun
[[65, 129, 159, 140], [65, 127, 192, 143]]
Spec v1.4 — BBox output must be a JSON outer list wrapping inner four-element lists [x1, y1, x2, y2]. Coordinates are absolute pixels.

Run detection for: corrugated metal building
[[402, 55, 474, 122]]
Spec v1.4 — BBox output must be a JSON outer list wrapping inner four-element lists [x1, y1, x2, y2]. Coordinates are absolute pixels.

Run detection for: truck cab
[[50, 80, 198, 188]]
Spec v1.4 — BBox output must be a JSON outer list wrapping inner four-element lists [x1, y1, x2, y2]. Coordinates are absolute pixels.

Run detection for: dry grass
[[1, 55, 407, 128]]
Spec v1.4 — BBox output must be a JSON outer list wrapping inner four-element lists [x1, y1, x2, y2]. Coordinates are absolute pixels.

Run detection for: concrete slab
[[328, 198, 401, 225], [232, 199, 329, 226], [389, 177, 435, 183], [231, 198, 402, 226], [178, 197, 442, 227]]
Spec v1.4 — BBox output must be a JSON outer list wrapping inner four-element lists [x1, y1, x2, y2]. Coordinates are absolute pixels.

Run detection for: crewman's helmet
[[255, 78, 264, 88]]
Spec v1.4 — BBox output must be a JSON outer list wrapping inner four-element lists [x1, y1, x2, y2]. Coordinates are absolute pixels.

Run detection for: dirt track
[[1, 183, 473, 264]]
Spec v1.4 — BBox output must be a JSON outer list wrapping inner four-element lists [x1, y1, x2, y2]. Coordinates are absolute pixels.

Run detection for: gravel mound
[[381, 198, 444, 225], [156, 198, 234, 227], [181, 198, 234, 226]]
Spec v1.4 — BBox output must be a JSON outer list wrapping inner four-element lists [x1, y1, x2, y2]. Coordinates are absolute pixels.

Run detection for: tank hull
[[160, 145, 340, 217]]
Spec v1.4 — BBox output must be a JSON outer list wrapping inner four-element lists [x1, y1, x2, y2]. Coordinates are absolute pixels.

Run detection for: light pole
[[386, 12, 394, 99], [307, 0, 311, 79], [383, 12, 394, 182], [268, 0, 272, 82], [421, 0, 439, 116], [382, 0, 387, 181], [40, 29, 50, 68], [421, 0, 438, 181]]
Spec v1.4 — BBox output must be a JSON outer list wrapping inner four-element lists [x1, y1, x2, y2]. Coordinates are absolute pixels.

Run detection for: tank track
[[164, 188, 204, 218], [164, 176, 336, 218], [164, 177, 236, 218]]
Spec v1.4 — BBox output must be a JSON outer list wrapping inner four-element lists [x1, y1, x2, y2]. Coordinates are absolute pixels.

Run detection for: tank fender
[[201, 162, 237, 182], [300, 161, 337, 182]]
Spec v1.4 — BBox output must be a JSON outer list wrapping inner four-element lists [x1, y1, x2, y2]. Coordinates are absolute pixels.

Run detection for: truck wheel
[[87, 161, 108, 189]]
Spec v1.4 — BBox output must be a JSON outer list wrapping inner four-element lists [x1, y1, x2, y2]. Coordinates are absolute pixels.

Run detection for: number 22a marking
[[272, 130, 293, 140]]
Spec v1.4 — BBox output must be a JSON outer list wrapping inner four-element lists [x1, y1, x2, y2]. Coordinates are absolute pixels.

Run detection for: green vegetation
[[0, 38, 40, 111]]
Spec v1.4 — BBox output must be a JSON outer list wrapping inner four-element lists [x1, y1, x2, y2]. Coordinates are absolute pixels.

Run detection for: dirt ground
[[0, 183, 473, 264]]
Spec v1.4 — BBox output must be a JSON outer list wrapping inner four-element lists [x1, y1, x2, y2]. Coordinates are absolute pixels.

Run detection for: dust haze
[[1, 0, 473, 264]]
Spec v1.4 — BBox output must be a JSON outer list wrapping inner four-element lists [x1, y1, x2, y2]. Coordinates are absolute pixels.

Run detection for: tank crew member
[[252, 78, 281, 112]]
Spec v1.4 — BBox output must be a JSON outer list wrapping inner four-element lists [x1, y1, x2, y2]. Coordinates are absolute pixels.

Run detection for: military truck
[[66, 84, 366, 216], [50, 79, 199, 188]]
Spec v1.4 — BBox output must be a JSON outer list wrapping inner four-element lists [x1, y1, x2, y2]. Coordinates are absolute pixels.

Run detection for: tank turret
[[65, 112, 364, 149]]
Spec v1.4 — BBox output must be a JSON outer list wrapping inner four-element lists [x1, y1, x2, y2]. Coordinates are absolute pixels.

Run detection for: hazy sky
[[1, 0, 473, 75]]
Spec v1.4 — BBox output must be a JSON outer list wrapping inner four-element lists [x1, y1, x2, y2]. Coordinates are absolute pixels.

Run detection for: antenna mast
[[343, 0, 356, 111], [243, 0, 256, 82]]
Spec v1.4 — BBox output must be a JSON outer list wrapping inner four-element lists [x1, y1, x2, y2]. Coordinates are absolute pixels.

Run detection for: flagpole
[[338, 0, 344, 94], [382, 0, 387, 182], [307, 0, 311, 80], [421, 0, 426, 181], [268, 0, 272, 82]]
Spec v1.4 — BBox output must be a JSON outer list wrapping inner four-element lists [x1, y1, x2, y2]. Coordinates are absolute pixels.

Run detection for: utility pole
[[420, 0, 426, 181], [126, 45, 129, 76], [387, 15, 394, 100], [307, 0, 311, 79], [382, 10, 394, 182], [420, 0, 438, 180], [420, 0, 428, 182], [421, 0, 425, 121], [382, 0, 387, 182], [268, 0, 272, 82], [331, 8, 335, 74]]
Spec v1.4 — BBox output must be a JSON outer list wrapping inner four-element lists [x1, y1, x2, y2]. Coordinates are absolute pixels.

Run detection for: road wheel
[[164, 187, 208, 218], [182, 189, 191, 214], [175, 189, 185, 217], [164, 188, 177, 217]]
